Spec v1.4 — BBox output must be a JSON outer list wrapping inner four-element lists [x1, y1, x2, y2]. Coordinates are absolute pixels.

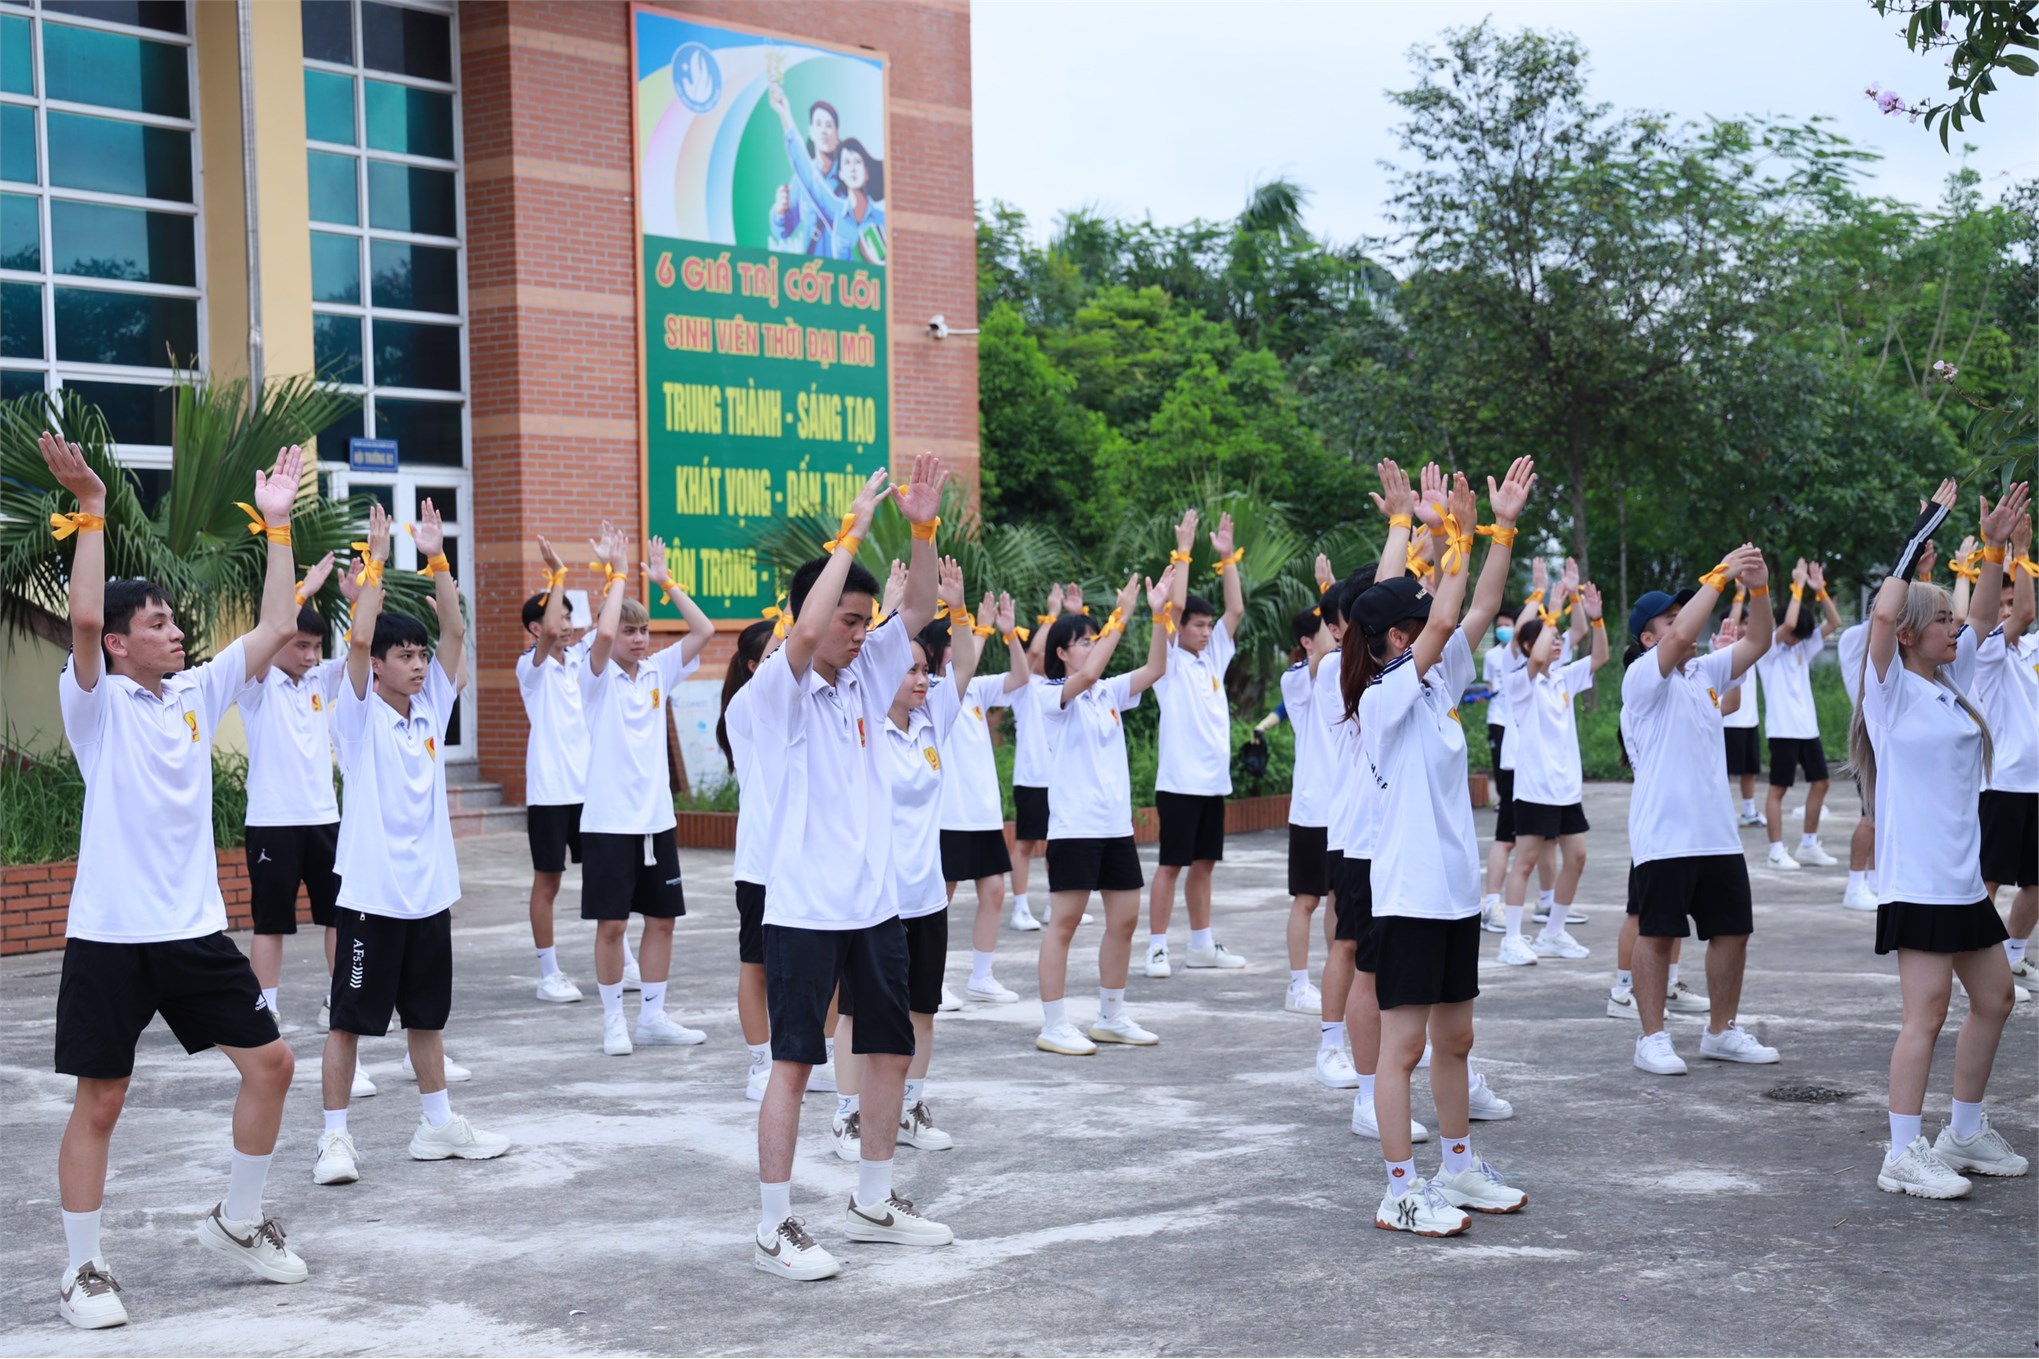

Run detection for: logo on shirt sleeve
[[183, 711, 199, 742], [1707, 688, 1720, 708]]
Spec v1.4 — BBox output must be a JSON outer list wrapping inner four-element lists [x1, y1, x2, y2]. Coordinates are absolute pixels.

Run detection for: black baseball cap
[[1348, 576, 1433, 637], [1628, 587, 1697, 640]]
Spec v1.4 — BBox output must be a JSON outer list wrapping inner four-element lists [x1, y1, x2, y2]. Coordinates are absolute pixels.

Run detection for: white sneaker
[[350, 1063, 378, 1099], [1434, 1155, 1529, 1214], [899, 1100, 955, 1150], [634, 1012, 708, 1046], [602, 1013, 633, 1056], [1737, 811, 1766, 828], [1699, 1022, 1779, 1064], [845, 1192, 954, 1246], [317, 1000, 330, 1031], [1145, 944, 1172, 978], [1531, 930, 1590, 960], [402, 1051, 471, 1082], [831, 1112, 862, 1162], [1315, 1047, 1359, 1089], [965, 977, 1019, 1004], [1088, 1011, 1159, 1045], [1635, 1030, 1688, 1075], [1351, 1096, 1431, 1143], [1932, 1115, 2030, 1177], [1285, 979, 1323, 1013], [755, 1217, 840, 1281], [1466, 1071, 1514, 1121], [937, 984, 963, 1013], [1184, 942, 1248, 969], [1531, 904, 1589, 926], [1606, 985, 1637, 1020], [408, 1113, 510, 1161], [1035, 1021, 1098, 1056], [622, 960, 643, 992], [1842, 883, 1879, 912], [1665, 979, 1710, 1014], [1479, 902, 1506, 934], [1374, 1178, 1469, 1237], [535, 971, 584, 1004], [745, 1051, 771, 1102], [2017, 982, 2032, 1005], [1877, 1136, 1972, 1199], [1766, 845, 1802, 871], [1497, 934, 1539, 967], [197, 1204, 308, 1283], [2010, 956, 2035, 980], [807, 1059, 838, 1093], [1796, 840, 1838, 867], [312, 1129, 359, 1185], [1009, 901, 1042, 932], [57, 1260, 126, 1329]]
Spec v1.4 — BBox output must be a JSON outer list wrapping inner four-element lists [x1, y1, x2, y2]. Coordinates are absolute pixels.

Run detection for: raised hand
[[1064, 583, 1085, 615], [1444, 471, 1477, 537], [337, 558, 362, 604], [936, 555, 966, 612], [995, 592, 1016, 633], [1113, 569, 1142, 618], [1560, 556, 1579, 601], [1314, 552, 1335, 590], [1174, 509, 1199, 556], [1370, 459, 1416, 521], [1806, 560, 1826, 592], [1044, 581, 1065, 617], [1929, 477, 1958, 511], [1531, 556, 1549, 596], [38, 432, 106, 511], [847, 467, 890, 535], [1579, 581, 1603, 619], [1722, 543, 1767, 587], [300, 552, 336, 599], [1486, 456, 1536, 524], [893, 451, 948, 525], [975, 589, 996, 626], [644, 534, 671, 588], [1146, 565, 1176, 614], [254, 445, 303, 527], [2014, 512, 2033, 554], [1790, 558, 1808, 588], [538, 534, 565, 575], [881, 557, 908, 617], [1413, 463, 1446, 531], [1980, 482, 2032, 545], [1209, 511, 1236, 559], [1711, 614, 1740, 651], [413, 497, 445, 558]]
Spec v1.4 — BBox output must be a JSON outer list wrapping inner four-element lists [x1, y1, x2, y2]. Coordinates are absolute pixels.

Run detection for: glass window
[[313, 402, 363, 456], [50, 200, 196, 285], [411, 482, 460, 518], [370, 239, 456, 313], [53, 286, 196, 366], [300, 0, 353, 65], [2, 103, 35, 184], [366, 160, 453, 236], [48, 112, 192, 201], [65, 376, 173, 445], [360, 2, 450, 82], [306, 149, 358, 225], [303, 68, 354, 145], [363, 80, 452, 159], [2, 15, 33, 95], [373, 318, 458, 390], [127, 464, 170, 514], [313, 311, 362, 383], [310, 230, 360, 304], [1, 280, 41, 359], [2, 366, 45, 402], [375, 397, 461, 463], [44, 22, 191, 119], [44, 1, 185, 35], [1, 191, 39, 270]]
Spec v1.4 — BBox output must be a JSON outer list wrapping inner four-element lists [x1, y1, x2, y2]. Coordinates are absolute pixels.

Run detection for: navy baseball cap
[[1628, 587, 1697, 641], [1349, 575, 1433, 636]]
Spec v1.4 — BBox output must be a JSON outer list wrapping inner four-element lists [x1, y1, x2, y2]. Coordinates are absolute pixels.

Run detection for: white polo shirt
[[517, 636, 592, 807], [577, 642, 701, 836], [749, 617, 913, 930], [237, 657, 346, 827], [1756, 632, 1824, 740], [1154, 620, 1236, 797], [1316, 651, 1360, 853], [1362, 631, 1480, 920], [1720, 648, 1760, 729], [937, 670, 1015, 833], [723, 682, 773, 887], [1838, 621, 1870, 711], [1280, 658, 1331, 829], [1865, 628, 1986, 904], [1008, 673, 1057, 789], [1494, 635, 1571, 770], [1620, 646, 1744, 865], [1483, 644, 1523, 731], [1042, 672, 1144, 840], [885, 679, 964, 918], [60, 640, 247, 943], [1501, 657, 1596, 808], [1976, 627, 2039, 793], [332, 658, 461, 920]]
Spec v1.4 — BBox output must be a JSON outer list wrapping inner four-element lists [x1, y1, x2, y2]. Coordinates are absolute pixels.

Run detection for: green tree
[[1868, 0, 2039, 148]]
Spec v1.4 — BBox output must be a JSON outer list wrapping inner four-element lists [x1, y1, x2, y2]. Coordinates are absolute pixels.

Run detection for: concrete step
[[450, 804, 523, 840], [445, 760, 485, 786], [447, 781, 504, 814]]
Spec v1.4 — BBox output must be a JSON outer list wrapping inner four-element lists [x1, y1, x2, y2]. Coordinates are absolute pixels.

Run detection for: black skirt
[[1874, 899, 2009, 956]]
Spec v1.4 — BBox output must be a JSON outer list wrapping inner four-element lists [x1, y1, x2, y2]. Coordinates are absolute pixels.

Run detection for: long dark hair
[[716, 619, 778, 771], [917, 619, 952, 675], [1043, 614, 1099, 680], [1340, 621, 1417, 725], [837, 137, 884, 201]]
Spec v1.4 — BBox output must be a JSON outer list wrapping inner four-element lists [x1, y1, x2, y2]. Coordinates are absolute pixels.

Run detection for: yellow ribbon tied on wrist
[[1004, 624, 1030, 643], [2011, 554, 2039, 579], [538, 566, 568, 601], [1212, 547, 1245, 576], [1097, 607, 1125, 638], [1475, 523, 1517, 549], [1431, 507, 1472, 576], [823, 514, 860, 555], [1169, 549, 1193, 565], [1157, 601, 1178, 636], [908, 515, 940, 544], [763, 600, 792, 639], [49, 511, 105, 540], [1698, 562, 1731, 594], [350, 543, 384, 589], [418, 553, 453, 578], [237, 501, 292, 545], [1388, 513, 1413, 530]]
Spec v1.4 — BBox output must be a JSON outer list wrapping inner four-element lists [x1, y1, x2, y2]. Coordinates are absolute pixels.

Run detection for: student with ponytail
[[717, 617, 783, 1100], [1854, 478, 2030, 1199]]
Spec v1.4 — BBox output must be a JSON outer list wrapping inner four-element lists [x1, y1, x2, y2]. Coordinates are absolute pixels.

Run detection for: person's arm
[[1127, 566, 1179, 697], [532, 535, 569, 667], [1210, 511, 1245, 636], [1371, 459, 1416, 583], [876, 557, 907, 625], [892, 451, 949, 635], [1061, 571, 1141, 705], [996, 593, 1034, 693], [585, 521, 628, 678], [229, 444, 311, 682], [943, 563, 982, 686], [1168, 509, 1198, 617], [39, 432, 108, 689], [641, 533, 717, 664], [1972, 483, 2033, 637], [782, 470, 889, 680], [1027, 581, 1064, 672], [768, 85, 838, 231], [1460, 457, 1533, 647], [409, 495, 465, 690], [1724, 548, 1773, 681], [1525, 607, 1560, 678], [1775, 558, 1808, 644], [2009, 513, 2036, 639], [1412, 474, 1480, 679], [1870, 480, 1961, 683], [1580, 582, 1610, 671], [1806, 560, 1842, 638], [345, 502, 393, 700]]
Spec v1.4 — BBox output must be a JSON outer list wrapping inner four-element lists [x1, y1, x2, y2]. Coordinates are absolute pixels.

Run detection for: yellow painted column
[[247, 0, 315, 384], [194, 1, 248, 379]]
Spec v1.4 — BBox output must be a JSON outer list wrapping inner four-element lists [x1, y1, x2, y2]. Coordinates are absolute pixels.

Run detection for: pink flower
[[1876, 89, 1904, 114]]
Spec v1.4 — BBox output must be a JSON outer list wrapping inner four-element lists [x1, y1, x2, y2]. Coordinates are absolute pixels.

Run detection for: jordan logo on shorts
[[256, 849, 272, 864]]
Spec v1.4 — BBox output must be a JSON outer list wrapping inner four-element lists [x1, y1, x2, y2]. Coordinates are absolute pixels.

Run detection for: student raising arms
[[716, 617, 784, 1101], [943, 591, 1034, 1003]]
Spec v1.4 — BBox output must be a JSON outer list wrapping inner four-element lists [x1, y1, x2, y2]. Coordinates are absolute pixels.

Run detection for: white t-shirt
[[577, 642, 702, 836], [723, 682, 772, 886], [1009, 673, 1056, 789], [1280, 658, 1331, 828], [885, 680, 964, 918], [1483, 645, 1523, 731], [332, 658, 461, 920], [1362, 631, 1480, 920], [1042, 672, 1145, 840], [937, 670, 1014, 833], [1838, 621, 1870, 711], [1975, 627, 2039, 793], [1317, 651, 1361, 853], [1757, 632, 1824, 740], [1154, 621, 1236, 796], [1494, 635, 1571, 770], [749, 617, 913, 930], [1620, 646, 1744, 864], [1865, 628, 1986, 904], [1501, 657, 1596, 807], [517, 636, 592, 807], [60, 640, 247, 943], [1720, 648, 1760, 730], [237, 657, 346, 826]]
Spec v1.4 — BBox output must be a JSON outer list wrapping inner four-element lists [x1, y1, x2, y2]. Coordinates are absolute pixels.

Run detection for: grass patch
[[2, 748, 250, 866]]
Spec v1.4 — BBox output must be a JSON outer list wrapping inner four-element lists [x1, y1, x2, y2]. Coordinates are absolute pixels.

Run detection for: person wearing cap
[[1619, 546, 1782, 1076]]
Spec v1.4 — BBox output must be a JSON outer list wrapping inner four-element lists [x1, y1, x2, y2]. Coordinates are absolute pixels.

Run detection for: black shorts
[[1373, 916, 1481, 1010], [839, 910, 948, 1016], [1512, 800, 1589, 840], [1979, 790, 2038, 888], [527, 803, 584, 875], [1288, 823, 1330, 898], [763, 918, 912, 1065], [1723, 727, 1762, 777], [327, 908, 454, 1036], [1627, 855, 1755, 940], [55, 934, 280, 1079], [245, 823, 340, 933], [1047, 836, 1145, 894], [1493, 766, 1518, 843], [1875, 899, 2010, 955], [1334, 855, 1379, 972], [579, 830, 686, 920], [1768, 736, 1830, 789], [1013, 785, 1050, 842], [1487, 723, 1506, 767], [941, 828, 1013, 883], [736, 881, 766, 965], [1156, 790, 1226, 866]]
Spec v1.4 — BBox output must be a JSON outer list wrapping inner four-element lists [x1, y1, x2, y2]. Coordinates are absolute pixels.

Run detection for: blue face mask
[[1494, 626, 1514, 644]]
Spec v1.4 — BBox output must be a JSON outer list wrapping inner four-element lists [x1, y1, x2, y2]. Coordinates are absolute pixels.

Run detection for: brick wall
[[0, 853, 310, 956], [460, 0, 978, 804]]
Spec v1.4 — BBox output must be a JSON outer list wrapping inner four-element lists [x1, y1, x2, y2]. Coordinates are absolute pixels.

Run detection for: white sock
[[1667, 962, 1681, 988], [1540, 905, 1570, 940], [746, 1040, 770, 1063], [599, 982, 624, 1022], [1799, 831, 1819, 849], [969, 949, 996, 985], [1887, 1111, 1922, 1159], [260, 987, 279, 1017], [1480, 892, 1500, 910], [1043, 998, 1066, 1029], [1013, 893, 1030, 914], [1098, 987, 1125, 1021], [2006, 938, 2026, 965], [836, 1093, 859, 1120], [419, 1088, 451, 1128], [1615, 969, 1633, 990], [759, 1180, 792, 1239], [323, 1107, 348, 1133], [1149, 933, 1168, 953], [1538, 889, 1555, 912], [1385, 1157, 1416, 1196], [62, 1209, 101, 1271], [536, 946, 559, 978], [1503, 904, 1524, 938], [1440, 1135, 1474, 1177], [904, 1078, 925, 1108], [856, 1156, 893, 1207], [1742, 798, 1756, 817], [1189, 927, 1214, 951], [1357, 1071, 1376, 1102], [1950, 1098, 1984, 1140], [223, 1149, 270, 1222], [1319, 1022, 1342, 1052], [1290, 968, 1309, 986], [639, 980, 667, 1019], [824, 1037, 835, 1064], [1846, 870, 1866, 894]]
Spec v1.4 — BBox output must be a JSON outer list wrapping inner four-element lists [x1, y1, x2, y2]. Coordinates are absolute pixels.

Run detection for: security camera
[[928, 315, 949, 340]]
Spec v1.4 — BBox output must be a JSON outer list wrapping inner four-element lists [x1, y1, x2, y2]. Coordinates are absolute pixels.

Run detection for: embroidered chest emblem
[[1109, 708, 1120, 726], [971, 706, 984, 721], [311, 693, 323, 713], [1447, 706, 1461, 724], [424, 737, 436, 759], [923, 746, 942, 772], [183, 711, 199, 742], [1211, 676, 1219, 694], [857, 718, 867, 747], [651, 687, 662, 708], [1707, 688, 1720, 708]]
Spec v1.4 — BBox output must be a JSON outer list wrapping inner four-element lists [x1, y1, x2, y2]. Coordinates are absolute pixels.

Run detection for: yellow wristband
[[909, 516, 940, 544], [1213, 547, 1245, 576], [49, 511, 105, 540], [1476, 524, 1517, 549], [1698, 566, 1730, 594], [294, 585, 307, 607], [1983, 543, 2007, 564], [1589, 618, 1606, 629], [1004, 624, 1030, 643], [353, 556, 385, 589], [1036, 613, 1055, 627], [1169, 549, 1192, 565], [1789, 583, 1804, 601], [1748, 584, 1769, 597], [418, 552, 452, 578], [1388, 514, 1413, 530], [822, 514, 861, 555], [1318, 579, 1332, 595], [1814, 588, 1829, 602]]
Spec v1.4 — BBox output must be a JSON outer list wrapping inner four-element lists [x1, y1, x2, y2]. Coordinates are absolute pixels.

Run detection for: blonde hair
[[1846, 581, 1993, 804], [619, 596, 649, 628]]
